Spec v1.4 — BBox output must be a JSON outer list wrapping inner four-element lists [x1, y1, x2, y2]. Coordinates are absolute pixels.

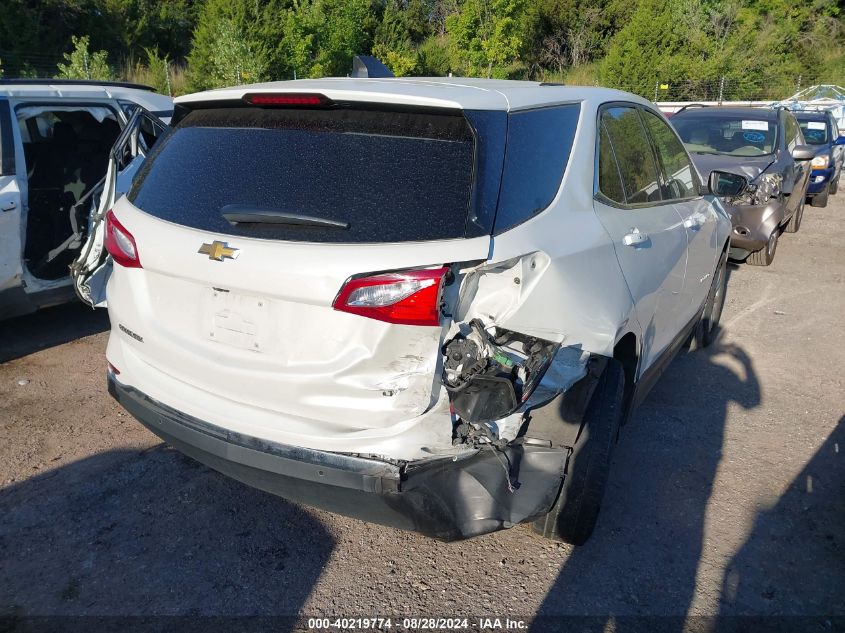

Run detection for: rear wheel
[[693, 251, 728, 348], [811, 185, 829, 208], [784, 199, 804, 233], [747, 229, 778, 266], [532, 361, 624, 545], [829, 177, 839, 195]]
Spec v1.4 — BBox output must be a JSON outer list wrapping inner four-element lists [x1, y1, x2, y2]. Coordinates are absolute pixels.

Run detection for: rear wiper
[[220, 204, 350, 229]]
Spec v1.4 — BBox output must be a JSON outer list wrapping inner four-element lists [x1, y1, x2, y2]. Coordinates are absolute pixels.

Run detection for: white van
[[0, 79, 171, 319]]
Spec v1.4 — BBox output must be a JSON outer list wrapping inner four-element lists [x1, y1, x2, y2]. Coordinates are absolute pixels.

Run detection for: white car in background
[[0, 79, 172, 320], [72, 79, 739, 544]]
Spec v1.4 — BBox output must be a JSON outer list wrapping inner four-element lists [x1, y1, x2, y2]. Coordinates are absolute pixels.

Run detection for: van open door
[[71, 107, 169, 307], [0, 98, 27, 318]]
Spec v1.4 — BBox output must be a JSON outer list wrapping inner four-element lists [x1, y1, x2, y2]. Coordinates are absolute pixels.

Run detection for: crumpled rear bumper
[[108, 374, 571, 541]]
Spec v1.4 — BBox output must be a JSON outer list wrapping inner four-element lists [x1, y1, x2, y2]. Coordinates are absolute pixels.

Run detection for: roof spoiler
[[351, 56, 394, 79]]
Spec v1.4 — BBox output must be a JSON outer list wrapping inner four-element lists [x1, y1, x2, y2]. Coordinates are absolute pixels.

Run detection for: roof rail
[[0, 78, 155, 92], [674, 103, 710, 115]]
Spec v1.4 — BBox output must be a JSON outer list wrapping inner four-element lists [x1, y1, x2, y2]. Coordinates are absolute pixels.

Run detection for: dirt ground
[[1, 196, 843, 630]]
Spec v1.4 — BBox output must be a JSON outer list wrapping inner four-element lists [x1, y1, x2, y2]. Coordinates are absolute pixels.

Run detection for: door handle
[[623, 229, 648, 246], [683, 217, 702, 230], [1, 200, 16, 212]]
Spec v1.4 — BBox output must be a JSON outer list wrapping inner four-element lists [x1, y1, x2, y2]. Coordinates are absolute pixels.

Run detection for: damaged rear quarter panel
[[455, 110, 639, 359]]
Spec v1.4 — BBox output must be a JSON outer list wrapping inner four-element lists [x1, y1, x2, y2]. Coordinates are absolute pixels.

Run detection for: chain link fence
[[644, 77, 843, 104], [3, 49, 843, 106], [0, 50, 67, 78]]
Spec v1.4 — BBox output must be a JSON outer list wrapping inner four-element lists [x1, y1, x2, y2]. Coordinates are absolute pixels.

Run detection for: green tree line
[[1, 0, 842, 97]]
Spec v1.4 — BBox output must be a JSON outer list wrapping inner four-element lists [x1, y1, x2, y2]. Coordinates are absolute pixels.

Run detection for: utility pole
[[165, 61, 172, 96], [718, 76, 725, 105], [654, 81, 659, 102], [83, 51, 90, 80]]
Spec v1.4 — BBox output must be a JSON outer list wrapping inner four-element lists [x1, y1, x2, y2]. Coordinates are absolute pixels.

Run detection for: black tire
[[531, 360, 625, 545], [747, 228, 778, 266], [784, 198, 804, 233], [811, 185, 829, 208], [830, 177, 839, 195], [692, 250, 728, 348]]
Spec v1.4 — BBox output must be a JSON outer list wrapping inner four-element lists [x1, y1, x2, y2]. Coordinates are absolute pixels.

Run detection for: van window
[[493, 104, 580, 233], [129, 107, 476, 243]]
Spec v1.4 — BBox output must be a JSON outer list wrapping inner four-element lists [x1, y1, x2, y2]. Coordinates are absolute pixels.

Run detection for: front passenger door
[[783, 112, 809, 208], [592, 105, 689, 374]]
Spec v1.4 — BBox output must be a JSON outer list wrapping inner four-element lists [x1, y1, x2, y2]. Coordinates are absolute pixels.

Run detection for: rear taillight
[[105, 210, 142, 268], [333, 267, 449, 326]]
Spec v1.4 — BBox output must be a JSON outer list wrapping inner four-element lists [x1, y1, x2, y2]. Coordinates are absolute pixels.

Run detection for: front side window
[[642, 110, 696, 199], [601, 106, 661, 204], [672, 113, 778, 157], [784, 113, 801, 151]]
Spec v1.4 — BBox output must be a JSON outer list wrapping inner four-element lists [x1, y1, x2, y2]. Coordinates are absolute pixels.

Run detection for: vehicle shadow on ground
[[0, 302, 110, 363], [718, 416, 844, 620], [0, 445, 334, 628], [532, 340, 761, 632]]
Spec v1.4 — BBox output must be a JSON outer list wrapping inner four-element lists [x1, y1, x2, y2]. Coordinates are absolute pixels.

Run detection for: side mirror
[[708, 170, 747, 197], [835, 136, 845, 146], [791, 144, 816, 161]]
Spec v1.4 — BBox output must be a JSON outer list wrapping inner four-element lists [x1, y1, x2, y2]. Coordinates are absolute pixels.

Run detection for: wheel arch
[[613, 331, 639, 425]]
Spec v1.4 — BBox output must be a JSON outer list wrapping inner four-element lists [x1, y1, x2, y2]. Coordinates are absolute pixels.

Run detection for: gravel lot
[[1, 196, 843, 629]]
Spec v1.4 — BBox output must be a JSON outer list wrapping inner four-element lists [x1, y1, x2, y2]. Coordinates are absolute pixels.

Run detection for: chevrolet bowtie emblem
[[198, 241, 240, 261]]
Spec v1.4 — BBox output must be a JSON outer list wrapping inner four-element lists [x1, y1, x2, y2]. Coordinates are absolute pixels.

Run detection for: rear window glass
[[494, 104, 580, 233], [797, 119, 829, 145], [128, 107, 475, 243]]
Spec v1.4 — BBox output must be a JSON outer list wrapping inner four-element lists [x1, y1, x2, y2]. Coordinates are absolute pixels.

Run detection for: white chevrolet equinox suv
[[72, 78, 741, 544]]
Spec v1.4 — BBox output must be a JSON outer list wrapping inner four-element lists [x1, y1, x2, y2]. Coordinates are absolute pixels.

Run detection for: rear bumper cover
[[108, 375, 570, 541]]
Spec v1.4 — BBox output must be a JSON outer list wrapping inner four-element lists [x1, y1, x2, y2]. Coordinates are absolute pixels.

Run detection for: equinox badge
[[198, 241, 240, 262]]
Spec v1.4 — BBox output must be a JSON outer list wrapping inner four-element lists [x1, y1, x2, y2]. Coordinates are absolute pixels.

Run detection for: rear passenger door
[[592, 104, 689, 375], [641, 107, 717, 319], [71, 107, 169, 307], [0, 98, 24, 300]]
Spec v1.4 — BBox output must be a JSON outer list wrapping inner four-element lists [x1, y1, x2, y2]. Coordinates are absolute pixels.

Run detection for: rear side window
[[493, 104, 580, 233], [597, 124, 625, 204], [128, 107, 475, 243], [642, 110, 696, 200], [601, 107, 661, 204]]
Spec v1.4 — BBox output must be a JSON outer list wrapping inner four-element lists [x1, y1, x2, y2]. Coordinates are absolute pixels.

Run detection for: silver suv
[[73, 79, 736, 544]]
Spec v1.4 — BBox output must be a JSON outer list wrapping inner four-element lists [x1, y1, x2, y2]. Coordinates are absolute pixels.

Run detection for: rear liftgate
[[395, 254, 609, 539]]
